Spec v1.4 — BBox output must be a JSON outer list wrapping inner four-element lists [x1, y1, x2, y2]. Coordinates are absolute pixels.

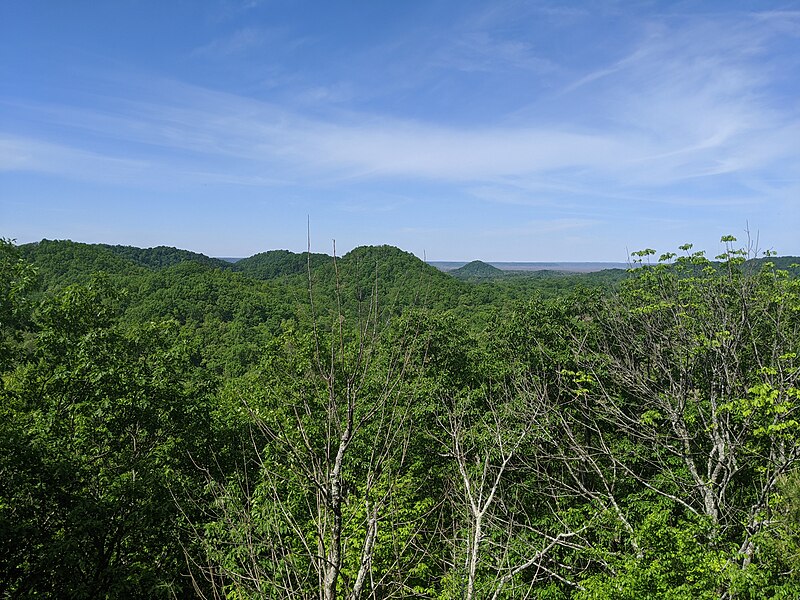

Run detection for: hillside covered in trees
[[2, 237, 800, 599]]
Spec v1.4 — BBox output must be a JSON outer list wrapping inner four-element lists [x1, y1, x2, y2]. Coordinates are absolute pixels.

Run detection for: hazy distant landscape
[[220, 258, 629, 272], [430, 261, 629, 272]]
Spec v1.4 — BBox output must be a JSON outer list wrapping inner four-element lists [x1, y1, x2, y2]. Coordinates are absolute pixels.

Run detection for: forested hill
[[20, 239, 467, 283], [18, 238, 151, 285], [233, 249, 331, 279], [100, 243, 234, 270], [451, 259, 505, 279], [18, 238, 470, 304], [19, 239, 240, 281], [4, 236, 800, 598], [15, 239, 487, 373], [15, 239, 630, 339], [750, 254, 800, 274]]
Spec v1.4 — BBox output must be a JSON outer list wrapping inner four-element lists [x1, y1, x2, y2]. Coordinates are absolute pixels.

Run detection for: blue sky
[[1, 1, 799, 260]]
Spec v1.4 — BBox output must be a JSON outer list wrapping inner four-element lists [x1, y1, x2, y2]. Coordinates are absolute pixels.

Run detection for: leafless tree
[[432, 381, 592, 599]]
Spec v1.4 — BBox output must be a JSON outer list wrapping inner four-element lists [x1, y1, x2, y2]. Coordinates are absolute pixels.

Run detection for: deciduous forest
[[2, 237, 799, 599]]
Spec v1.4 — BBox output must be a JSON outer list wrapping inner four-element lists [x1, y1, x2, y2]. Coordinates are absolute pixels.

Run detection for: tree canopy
[[2, 237, 799, 598]]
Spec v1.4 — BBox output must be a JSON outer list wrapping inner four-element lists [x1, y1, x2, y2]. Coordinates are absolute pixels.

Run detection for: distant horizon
[[16, 236, 797, 268], [428, 260, 629, 273], [15, 234, 639, 263], [216, 256, 631, 272], [12, 235, 638, 263]]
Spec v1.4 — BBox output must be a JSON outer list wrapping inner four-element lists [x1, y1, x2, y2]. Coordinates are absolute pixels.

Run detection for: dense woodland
[[2, 237, 800, 599]]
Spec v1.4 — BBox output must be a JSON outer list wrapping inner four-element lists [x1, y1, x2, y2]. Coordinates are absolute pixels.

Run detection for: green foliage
[[4, 237, 800, 598], [232, 248, 330, 279], [450, 260, 505, 280], [0, 238, 37, 368], [100, 242, 234, 270], [577, 512, 729, 599], [1, 275, 212, 598], [18, 238, 147, 286]]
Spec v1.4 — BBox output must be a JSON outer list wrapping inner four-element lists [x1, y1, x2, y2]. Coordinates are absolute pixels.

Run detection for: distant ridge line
[[428, 261, 629, 273]]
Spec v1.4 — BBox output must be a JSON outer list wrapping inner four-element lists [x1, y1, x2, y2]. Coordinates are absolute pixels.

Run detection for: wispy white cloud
[[752, 10, 800, 33], [479, 218, 599, 238], [193, 27, 268, 57], [467, 185, 555, 207], [434, 31, 557, 74], [293, 122, 635, 180], [0, 136, 150, 180], [294, 83, 354, 106], [337, 192, 410, 214], [192, 25, 308, 60], [2, 8, 797, 210]]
